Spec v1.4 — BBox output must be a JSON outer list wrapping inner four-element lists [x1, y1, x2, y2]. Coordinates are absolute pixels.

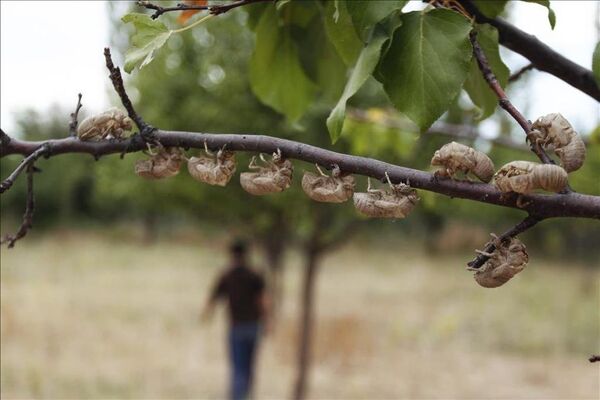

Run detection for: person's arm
[[201, 273, 226, 323]]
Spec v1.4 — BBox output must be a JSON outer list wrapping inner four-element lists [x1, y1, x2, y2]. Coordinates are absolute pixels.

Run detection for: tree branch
[[467, 215, 541, 269], [459, 0, 600, 101], [1, 164, 36, 248], [68, 93, 83, 137], [103, 48, 148, 134], [2, 131, 599, 220], [470, 30, 555, 165], [0, 129, 10, 147], [0, 143, 49, 194], [138, 0, 271, 19]]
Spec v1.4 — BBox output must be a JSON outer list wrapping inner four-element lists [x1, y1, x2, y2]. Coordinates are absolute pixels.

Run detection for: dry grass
[[1, 231, 599, 399]]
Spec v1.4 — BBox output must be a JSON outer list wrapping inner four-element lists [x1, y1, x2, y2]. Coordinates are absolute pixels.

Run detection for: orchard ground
[[1, 229, 598, 399]]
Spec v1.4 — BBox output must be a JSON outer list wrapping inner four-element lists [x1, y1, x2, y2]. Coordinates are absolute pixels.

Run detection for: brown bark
[[3, 132, 599, 219]]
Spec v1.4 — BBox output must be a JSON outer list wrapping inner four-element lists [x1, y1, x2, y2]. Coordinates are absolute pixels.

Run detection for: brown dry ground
[[1, 231, 599, 399]]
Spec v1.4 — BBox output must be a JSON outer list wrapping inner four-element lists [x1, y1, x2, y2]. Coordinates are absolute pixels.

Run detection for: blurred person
[[202, 239, 270, 400]]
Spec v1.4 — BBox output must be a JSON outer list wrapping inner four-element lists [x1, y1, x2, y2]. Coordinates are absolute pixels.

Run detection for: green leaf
[[122, 13, 172, 73], [376, 9, 473, 131], [522, 0, 556, 29], [463, 24, 509, 120], [245, 2, 270, 30], [324, 0, 363, 65], [345, 0, 407, 42], [295, 12, 347, 103], [471, 1, 508, 18], [327, 34, 388, 142], [593, 42, 600, 85], [249, 6, 318, 122]]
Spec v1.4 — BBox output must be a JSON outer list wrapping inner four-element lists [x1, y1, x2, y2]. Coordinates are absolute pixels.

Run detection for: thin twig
[[458, 0, 600, 101], [469, 31, 554, 165], [2, 131, 599, 220], [467, 215, 541, 269], [508, 63, 535, 83], [589, 355, 600, 363], [138, 0, 270, 19], [68, 93, 83, 137], [103, 48, 147, 133], [1, 164, 36, 248], [138, 1, 208, 19], [0, 143, 49, 194], [209, 0, 268, 15]]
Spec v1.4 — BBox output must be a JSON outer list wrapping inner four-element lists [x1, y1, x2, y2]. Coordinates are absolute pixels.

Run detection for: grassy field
[[1, 230, 599, 399]]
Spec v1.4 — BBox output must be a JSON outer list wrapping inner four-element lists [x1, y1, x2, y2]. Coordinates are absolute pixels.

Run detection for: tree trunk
[[293, 246, 320, 400]]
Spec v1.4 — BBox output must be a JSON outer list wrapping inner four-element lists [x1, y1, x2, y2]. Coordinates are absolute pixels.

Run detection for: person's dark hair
[[230, 239, 247, 256]]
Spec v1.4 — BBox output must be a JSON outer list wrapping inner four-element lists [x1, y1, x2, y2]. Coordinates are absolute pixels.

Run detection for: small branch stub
[[509, 63, 535, 83], [68, 93, 83, 137]]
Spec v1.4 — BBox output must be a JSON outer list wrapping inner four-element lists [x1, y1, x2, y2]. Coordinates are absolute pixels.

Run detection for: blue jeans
[[229, 322, 261, 400]]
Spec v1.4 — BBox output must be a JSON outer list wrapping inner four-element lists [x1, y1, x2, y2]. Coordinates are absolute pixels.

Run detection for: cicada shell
[[353, 174, 419, 219], [135, 146, 184, 179], [301, 164, 354, 203], [494, 161, 568, 194], [240, 150, 293, 195], [77, 108, 133, 141], [430, 141, 494, 182], [187, 146, 236, 186], [468, 235, 528, 288], [531, 113, 586, 172]]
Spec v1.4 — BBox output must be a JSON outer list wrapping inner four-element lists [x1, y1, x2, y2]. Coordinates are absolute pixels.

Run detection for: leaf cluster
[[121, 0, 559, 142]]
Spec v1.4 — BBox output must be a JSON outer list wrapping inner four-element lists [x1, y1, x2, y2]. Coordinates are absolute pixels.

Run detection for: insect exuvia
[[530, 113, 586, 172], [430, 141, 495, 182], [301, 164, 354, 203], [240, 149, 293, 195], [135, 144, 184, 179], [77, 108, 133, 141], [187, 142, 236, 186], [493, 161, 568, 194], [353, 172, 419, 218], [467, 234, 529, 288]]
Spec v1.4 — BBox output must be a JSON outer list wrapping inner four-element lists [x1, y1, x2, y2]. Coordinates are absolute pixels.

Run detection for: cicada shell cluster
[[353, 173, 419, 218], [187, 144, 236, 186], [135, 145, 185, 179], [240, 149, 293, 195], [77, 108, 133, 141], [493, 161, 568, 194], [467, 234, 529, 288], [301, 164, 355, 203], [531, 113, 586, 172], [430, 141, 495, 182]]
